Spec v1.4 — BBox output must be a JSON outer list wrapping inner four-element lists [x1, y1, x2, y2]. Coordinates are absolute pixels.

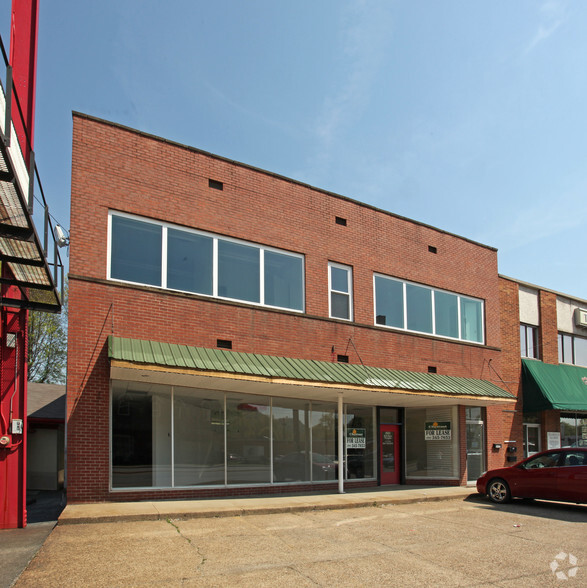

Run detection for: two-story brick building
[[66, 113, 518, 503], [500, 276, 587, 458]]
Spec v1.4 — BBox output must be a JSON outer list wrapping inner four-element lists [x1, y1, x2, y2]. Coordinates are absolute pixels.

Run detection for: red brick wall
[[490, 277, 524, 468], [539, 290, 558, 365], [67, 114, 508, 502]]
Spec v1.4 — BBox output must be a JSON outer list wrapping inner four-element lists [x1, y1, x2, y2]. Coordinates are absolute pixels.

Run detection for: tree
[[27, 286, 67, 384]]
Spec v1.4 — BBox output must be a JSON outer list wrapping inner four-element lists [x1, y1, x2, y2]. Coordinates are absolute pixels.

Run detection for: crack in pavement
[[166, 518, 207, 571]]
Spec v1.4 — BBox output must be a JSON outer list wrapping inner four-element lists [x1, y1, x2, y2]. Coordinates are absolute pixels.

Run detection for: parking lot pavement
[[14, 496, 587, 587], [0, 491, 65, 588]]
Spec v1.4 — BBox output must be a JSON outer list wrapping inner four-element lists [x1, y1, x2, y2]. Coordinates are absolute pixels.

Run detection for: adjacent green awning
[[522, 359, 587, 412], [108, 336, 514, 401]]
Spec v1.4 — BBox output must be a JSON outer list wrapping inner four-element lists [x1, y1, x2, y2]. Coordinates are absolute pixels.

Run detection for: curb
[[58, 491, 477, 525]]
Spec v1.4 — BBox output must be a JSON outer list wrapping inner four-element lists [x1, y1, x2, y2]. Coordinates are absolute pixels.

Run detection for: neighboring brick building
[[500, 276, 587, 457], [67, 113, 518, 504]]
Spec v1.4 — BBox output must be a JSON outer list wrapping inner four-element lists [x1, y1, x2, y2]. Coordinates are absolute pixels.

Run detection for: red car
[[477, 448, 587, 504]]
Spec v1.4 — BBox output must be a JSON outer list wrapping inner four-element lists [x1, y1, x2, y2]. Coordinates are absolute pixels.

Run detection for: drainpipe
[[338, 392, 344, 494]]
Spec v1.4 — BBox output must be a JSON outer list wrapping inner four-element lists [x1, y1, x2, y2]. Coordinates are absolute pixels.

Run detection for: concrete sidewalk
[[59, 485, 476, 525]]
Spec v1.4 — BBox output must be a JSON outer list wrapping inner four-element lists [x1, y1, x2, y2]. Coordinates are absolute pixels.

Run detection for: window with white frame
[[108, 212, 304, 312], [374, 274, 484, 344], [520, 324, 539, 359], [329, 262, 353, 320], [558, 333, 587, 367]]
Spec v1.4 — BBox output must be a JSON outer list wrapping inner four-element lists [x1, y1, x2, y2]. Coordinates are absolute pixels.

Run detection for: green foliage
[[27, 287, 67, 384]]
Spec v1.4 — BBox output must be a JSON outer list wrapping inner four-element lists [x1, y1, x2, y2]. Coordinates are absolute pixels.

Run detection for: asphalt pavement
[[10, 492, 587, 587], [3, 486, 586, 587], [1, 485, 469, 587], [0, 490, 65, 588]]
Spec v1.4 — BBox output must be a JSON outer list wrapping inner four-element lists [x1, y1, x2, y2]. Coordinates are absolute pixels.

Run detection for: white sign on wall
[[547, 432, 561, 450]]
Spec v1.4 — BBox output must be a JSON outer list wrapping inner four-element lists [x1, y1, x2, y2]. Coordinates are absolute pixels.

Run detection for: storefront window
[[272, 399, 311, 482], [226, 394, 271, 484], [173, 387, 224, 486], [561, 413, 587, 448], [111, 381, 171, 488], [111, 384, 364, 489], [405, 407, 459, 479], [311, 403, 337, 480], [345, 405, 375, 479]]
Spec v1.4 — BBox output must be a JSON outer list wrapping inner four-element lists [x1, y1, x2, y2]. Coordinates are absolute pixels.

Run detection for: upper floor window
[[520, 324, 539, 359], [109, 212, 304, 312], [373, 274, 484, 344], [558, 333, 587, 367], [329, 262, 352, 320]]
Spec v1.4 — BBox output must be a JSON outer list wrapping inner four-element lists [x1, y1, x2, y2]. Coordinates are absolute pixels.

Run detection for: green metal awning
[[108, 336, 515, 406], [522, 359, 587, 412]]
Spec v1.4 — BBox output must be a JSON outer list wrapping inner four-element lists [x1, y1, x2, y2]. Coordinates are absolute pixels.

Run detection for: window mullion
[[161, 226, 168, 289], [213, 238, 218, 297], [260, 248, 265, 306], [171, 386, 174, 488], [457, 296, 462, 341], [431, 290, 436, 336], [402, 282, 408, 329]]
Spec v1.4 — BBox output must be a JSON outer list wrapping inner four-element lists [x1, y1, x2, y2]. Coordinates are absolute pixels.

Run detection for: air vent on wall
[[209, 179, 224, 190], [335, 216, 347, 226], [217, 339, 232, 349]]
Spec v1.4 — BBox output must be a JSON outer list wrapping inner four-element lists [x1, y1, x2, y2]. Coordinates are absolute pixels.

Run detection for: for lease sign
[[347, 428, 366, 449], [425, 421, 451, 441]]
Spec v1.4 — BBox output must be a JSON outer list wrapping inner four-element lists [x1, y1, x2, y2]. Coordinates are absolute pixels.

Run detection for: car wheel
[[487, 478, 511, 504]]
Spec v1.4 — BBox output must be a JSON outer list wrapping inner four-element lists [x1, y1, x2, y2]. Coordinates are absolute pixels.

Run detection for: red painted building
[[67, 113, 519, 503], [0, 2, 64, 528]]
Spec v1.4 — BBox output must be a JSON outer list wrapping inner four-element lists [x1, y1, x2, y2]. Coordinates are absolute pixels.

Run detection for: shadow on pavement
[[465, 492, 587, 522], [26, 489, 67, 524]]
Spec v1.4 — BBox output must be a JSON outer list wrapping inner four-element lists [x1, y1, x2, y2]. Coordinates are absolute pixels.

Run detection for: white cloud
[[313, 0, 393, 164], [524, 0, 568, 54]]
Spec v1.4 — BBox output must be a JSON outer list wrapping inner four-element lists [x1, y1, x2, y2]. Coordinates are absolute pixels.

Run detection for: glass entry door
[[466, 408, 485, 483], [379, 424, 400, 485], [523, 423, 541, 457]]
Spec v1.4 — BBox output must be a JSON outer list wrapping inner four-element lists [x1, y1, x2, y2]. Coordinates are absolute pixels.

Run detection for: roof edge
[[72, 111, 498, 253]]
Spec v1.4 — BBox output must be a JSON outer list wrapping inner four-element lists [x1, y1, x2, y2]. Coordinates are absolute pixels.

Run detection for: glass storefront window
[[272, 399, 311, 482], [111, 381, 171, 488], [405, 406, 459, 479], [173, 388, 224, 486], [111, 384, 379, 489], [311, 403, 337, 480], [226, 394, 271, 484], [345, 405, 375, 479], [561, 413, 587, 448]]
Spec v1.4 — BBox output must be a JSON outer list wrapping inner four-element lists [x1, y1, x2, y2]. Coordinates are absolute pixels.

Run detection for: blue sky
[[2, 0, 586, 298]]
